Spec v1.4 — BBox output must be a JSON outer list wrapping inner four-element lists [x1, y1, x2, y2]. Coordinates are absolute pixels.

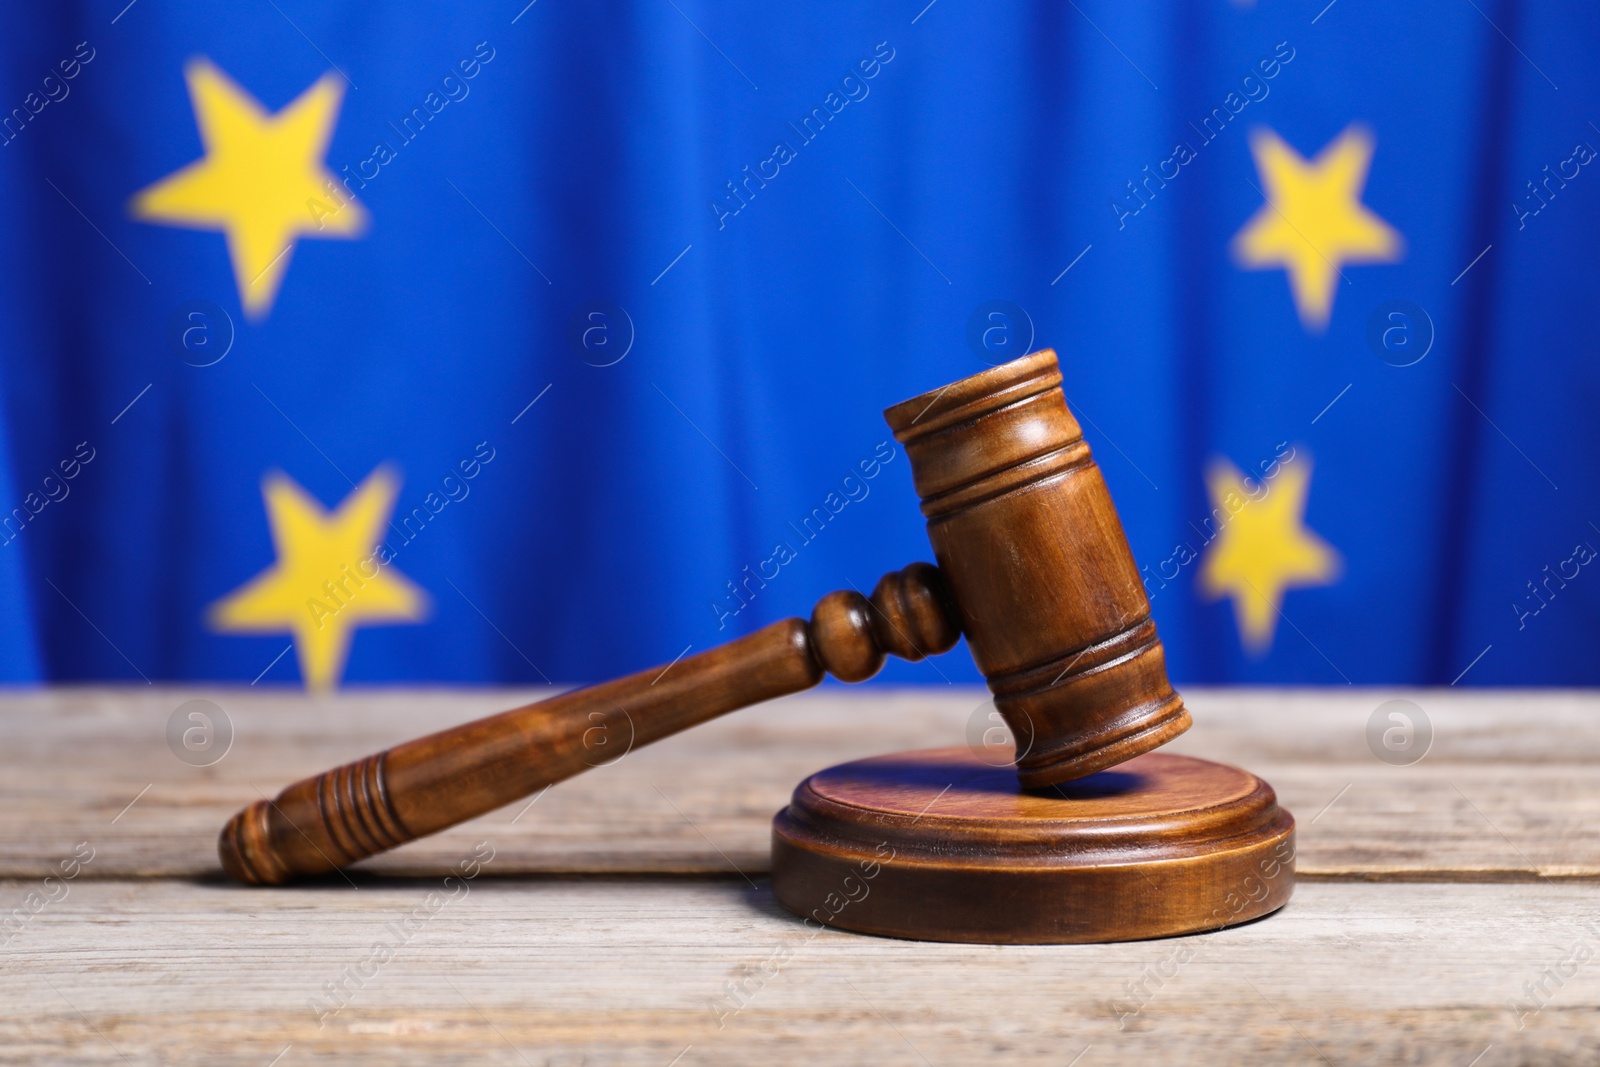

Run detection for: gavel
[[221, 349, 1190, 884]]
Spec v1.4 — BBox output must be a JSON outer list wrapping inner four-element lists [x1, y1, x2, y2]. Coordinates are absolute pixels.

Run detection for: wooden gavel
[[220, 349, 1190, 884]]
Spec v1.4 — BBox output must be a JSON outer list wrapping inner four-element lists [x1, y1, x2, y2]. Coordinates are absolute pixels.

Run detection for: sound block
[[771, 747, 1294, 944]]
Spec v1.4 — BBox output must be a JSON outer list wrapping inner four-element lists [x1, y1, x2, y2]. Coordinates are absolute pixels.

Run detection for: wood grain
[[3, 877, 1597, 1065], [3, 687, 1599, 880], [5, 687, 1598, 1063]]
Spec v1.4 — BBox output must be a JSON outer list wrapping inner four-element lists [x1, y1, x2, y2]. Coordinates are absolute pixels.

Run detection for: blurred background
[[0, 1, 1594, 691]]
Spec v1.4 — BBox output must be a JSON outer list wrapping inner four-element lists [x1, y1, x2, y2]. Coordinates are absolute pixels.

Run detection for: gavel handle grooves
[[219, 562, 959, 885]]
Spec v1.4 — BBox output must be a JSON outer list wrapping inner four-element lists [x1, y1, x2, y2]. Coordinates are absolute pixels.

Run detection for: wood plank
[[2, 877, 1596, 1064], [3, 686, 1598, 879]]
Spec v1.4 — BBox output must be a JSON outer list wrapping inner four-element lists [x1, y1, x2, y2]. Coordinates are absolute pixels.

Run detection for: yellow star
[[210, 467, 426, 691], [1232, 124, 1402, 331], [130, 58, 367, 320], [1198, 456, 1340, 654]]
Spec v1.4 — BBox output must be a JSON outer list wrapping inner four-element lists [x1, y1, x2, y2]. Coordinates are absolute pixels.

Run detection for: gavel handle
[[220, 563, 959, 884]]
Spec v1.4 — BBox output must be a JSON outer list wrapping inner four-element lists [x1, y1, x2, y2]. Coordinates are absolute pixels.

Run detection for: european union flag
[[0, 1, 1594, 688]]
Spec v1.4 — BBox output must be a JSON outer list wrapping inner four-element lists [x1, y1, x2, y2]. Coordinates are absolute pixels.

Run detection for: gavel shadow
[[826, 755, 1149, 801], [183, 868, 779, 892], [1028, 770, 1146, 800]]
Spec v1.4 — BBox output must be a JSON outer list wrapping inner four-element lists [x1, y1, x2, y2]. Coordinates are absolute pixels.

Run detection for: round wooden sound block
[[771, 747, 1295, 944]]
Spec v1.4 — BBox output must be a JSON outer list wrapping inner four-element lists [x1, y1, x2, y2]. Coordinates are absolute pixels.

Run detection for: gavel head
[[884, 348, 1189, 787]]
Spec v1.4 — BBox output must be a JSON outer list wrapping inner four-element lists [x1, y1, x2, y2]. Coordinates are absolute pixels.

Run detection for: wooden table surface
[[3, 686, 1597, 1064]]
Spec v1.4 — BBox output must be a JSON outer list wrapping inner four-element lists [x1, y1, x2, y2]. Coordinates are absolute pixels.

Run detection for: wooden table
[[3, 687, 1597, 1064]]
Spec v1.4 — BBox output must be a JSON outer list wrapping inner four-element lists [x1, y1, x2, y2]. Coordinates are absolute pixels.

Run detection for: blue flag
[[0, 1, 1594, 688]]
